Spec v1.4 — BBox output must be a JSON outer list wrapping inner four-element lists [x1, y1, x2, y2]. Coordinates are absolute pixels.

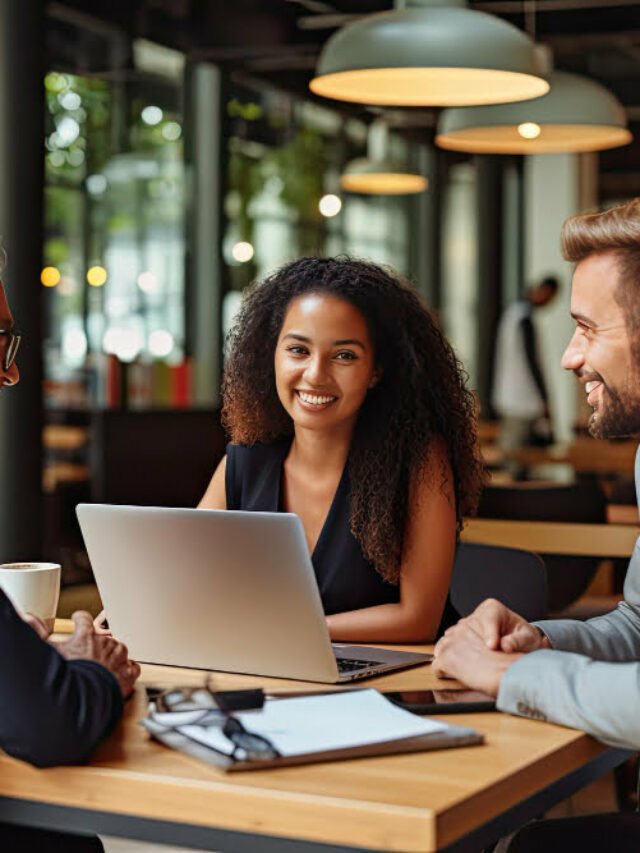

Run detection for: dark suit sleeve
[[521, 315, 549, 404], [0, 590, 123, 767]]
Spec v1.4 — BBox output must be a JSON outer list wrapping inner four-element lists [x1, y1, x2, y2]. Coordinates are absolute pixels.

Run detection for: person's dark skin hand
[[56, 611, 140, 698], [433, 620, 523, 697], [442, 598, 551, 654]]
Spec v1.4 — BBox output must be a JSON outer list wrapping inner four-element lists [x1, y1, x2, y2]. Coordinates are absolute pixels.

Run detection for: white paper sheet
[[179, 689, 448, 758]]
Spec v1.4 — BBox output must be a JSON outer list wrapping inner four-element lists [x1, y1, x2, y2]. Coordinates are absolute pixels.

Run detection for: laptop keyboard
[[336, 656, 383, 673]]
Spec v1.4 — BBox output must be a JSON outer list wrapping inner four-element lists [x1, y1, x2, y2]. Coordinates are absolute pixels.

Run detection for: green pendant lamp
[[341, 160, 428, 195], [310, 0, 548, 107], [340, 120, 428, 195], [436, 71, 632, 154]]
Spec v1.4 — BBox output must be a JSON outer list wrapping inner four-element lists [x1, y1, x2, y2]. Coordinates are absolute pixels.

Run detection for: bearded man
[[433, 197, 640, 852]]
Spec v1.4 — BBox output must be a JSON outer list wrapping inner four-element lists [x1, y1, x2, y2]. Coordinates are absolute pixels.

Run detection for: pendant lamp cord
[[523, 0, 536, 42]]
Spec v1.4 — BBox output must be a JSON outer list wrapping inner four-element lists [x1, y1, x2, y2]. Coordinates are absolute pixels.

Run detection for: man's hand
[[56, 611, 140, 698], [433, 621, 522, 697], [93, 609, 111, 635], [22, 612, 52, 640], [444, 598, 550, 653]]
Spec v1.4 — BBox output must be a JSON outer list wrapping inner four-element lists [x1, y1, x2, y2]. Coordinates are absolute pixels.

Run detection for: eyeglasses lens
[[3, 333, 20, 371]]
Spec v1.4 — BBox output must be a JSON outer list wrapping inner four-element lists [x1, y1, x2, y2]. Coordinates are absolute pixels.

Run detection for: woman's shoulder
[[227, 436, 291, 456], [409, 435, 452, 490], [408, 434, 448, 471], [225, 437, 291, 511], [226, 437, 291, 463]]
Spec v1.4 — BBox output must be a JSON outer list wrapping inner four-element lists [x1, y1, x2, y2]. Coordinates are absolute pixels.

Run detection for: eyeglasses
[[0, 327, 21, 371], [148, 681, 280, 761]]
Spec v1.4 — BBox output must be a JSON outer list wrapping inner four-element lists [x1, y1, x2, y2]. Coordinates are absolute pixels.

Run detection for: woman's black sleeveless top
[[225, 439, 458, 632]]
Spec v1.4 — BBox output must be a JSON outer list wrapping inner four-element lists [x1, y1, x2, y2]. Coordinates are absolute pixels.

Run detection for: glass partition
[[43, 51, 420, 410], [221, 82, 413, 338], [43, 60, 186, 410]]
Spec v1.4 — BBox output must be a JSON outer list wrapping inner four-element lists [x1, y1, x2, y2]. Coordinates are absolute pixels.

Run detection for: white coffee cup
[[0, 562, 61, 633]]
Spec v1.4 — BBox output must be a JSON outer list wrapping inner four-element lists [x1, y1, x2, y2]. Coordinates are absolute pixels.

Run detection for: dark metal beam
[[0, 0, 46, 561], [475, 156, 504, 418]]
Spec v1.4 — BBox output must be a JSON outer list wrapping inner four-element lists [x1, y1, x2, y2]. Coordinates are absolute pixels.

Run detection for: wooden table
[[0, 652, 628, 852], [481, 438, 638, 477], [607, 504, 640, 526], [461, 518, 639, 558]]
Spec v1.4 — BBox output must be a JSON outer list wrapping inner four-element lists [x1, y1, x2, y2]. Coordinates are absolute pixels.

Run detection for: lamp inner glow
[[232, 241, 254, 263], [436, 124, 633, 155], [518, 122, 541, 139], [310, 68, 549, 108], [319, 194, 342, 217], [340, 172, 428, 195]]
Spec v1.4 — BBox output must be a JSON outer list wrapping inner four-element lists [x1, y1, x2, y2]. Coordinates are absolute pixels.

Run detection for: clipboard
[[141, 688, 484, 772]]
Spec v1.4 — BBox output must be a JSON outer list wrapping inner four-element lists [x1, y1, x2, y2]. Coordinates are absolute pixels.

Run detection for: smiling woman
[[199, 257, 485, 643]]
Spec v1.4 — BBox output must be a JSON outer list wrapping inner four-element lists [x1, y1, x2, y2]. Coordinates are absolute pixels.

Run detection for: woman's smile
[[295, 389, 338, 410]]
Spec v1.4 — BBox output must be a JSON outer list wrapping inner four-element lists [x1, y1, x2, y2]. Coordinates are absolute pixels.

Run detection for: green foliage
[[106, 213, 136, 233], [45, 73, 111, 182], [43, 237, 69, 266], [227, 124, 330, 252], [227, 99, 263, 121], [266, 127, 328, 225], [228, 147, 265, 242]]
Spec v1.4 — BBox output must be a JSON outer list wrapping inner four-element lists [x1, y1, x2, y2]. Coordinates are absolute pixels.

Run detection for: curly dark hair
[[222, 256, 485, 583]]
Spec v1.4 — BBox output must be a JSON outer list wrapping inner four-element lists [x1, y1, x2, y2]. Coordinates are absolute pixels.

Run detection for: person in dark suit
[[0, 278, 140, 849], [0, 603, 137, 766]]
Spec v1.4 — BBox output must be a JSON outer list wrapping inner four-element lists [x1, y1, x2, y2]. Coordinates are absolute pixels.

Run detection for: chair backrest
[[90, 408, 226, 508], [451, 542, 548, 622], [478, 481, 606, 523], [477, 480, 606, 612]]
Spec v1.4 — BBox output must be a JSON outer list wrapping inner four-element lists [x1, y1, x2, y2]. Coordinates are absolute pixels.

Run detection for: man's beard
[[588, 378, 640, 438]]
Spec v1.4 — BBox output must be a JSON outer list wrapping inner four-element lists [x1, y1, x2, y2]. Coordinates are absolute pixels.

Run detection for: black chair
[[477, 481, 607, 613], [451, 542, 548, 622], [90, 408, 226, 507]]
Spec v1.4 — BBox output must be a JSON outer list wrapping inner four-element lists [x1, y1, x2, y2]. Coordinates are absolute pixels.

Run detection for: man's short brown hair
[[561, 199, 640, 335]]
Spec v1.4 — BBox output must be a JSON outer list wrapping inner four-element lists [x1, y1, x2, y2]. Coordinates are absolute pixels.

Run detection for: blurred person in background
[[492, 275, 559, 477]]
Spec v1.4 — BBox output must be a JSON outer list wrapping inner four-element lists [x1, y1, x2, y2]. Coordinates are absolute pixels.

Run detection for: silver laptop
[[76, 504, 431, 683]]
